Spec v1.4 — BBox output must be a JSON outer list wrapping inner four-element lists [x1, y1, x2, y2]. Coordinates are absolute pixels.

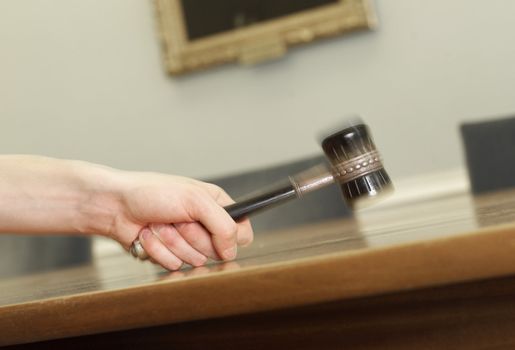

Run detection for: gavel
[[130, 120, 392, 260]]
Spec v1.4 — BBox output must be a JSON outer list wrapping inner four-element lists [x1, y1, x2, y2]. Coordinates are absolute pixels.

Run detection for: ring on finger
[[130, 239, 149, 260]]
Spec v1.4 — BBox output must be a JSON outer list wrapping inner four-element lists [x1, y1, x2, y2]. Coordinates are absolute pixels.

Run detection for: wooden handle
[[224, 183, 297, 221]]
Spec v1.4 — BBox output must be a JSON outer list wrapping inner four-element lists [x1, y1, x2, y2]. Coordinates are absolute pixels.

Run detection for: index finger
[[184, 188, 238, 261], [200, 183, 254, 246]]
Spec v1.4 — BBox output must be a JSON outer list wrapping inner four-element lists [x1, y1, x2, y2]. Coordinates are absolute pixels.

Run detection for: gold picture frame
[[154, 0, 377, 75]]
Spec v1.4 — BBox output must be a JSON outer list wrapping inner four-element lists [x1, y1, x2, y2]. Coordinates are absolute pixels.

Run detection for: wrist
[[70, 160, 128, 237]]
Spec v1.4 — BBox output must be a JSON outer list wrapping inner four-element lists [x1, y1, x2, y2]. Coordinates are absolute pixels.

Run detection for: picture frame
[[154, 0, 377, 75]]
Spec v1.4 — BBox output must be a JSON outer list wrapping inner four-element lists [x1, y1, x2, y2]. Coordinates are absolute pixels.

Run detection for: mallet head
[[321, 122, 392, 208]]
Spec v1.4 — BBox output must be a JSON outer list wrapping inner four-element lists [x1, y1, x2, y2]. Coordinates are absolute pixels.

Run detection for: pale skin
[[0, 155, 254, 270]]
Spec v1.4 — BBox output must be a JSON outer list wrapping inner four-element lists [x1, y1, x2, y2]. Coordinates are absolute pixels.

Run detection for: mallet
[[130, 120, 392, 260]]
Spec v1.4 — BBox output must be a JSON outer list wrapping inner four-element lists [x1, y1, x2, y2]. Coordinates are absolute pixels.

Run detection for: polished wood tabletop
[[2, 188, 515, 346]]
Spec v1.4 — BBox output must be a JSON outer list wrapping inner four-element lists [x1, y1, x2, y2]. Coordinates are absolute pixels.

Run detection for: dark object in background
[[0, 236, 91, 278], [210, 155, 351, 233], [461, 116, 515, 193], [181, 0, 338, 40]]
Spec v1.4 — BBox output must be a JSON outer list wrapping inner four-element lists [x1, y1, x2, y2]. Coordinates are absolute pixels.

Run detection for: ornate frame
[[154, 0, 377, 75]]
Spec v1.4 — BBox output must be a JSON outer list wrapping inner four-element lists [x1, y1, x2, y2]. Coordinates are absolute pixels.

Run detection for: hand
[[0, 155, 252, 272], [106, 172, 253, 270]]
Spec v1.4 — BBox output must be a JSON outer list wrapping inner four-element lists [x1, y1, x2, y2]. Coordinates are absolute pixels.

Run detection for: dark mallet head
[[321, 122, 392, 209]]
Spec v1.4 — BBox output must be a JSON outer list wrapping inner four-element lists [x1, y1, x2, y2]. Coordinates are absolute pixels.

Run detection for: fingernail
[[223, 246, 237, 261], [140, 228, 152, 241]]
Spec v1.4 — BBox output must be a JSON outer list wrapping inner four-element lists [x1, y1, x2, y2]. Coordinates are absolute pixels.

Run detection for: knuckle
[[228, 221, 238, 235], [175, 222, 193, 235], [206, 183, 222, 192], [161, 229, 181, 247], [208, 184, 224, 197], [218, 221, 238, 240], [209, 184, 234, 204], [184, 188, 210, 218], [176, 223, 206, 248], [186, 231, 203, 246]]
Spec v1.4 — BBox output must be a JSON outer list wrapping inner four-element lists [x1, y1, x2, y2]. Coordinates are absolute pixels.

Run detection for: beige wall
[[1, 0, 515, 181]]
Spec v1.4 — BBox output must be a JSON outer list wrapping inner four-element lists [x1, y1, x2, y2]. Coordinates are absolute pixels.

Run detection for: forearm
[[0, 155, 124, 236]]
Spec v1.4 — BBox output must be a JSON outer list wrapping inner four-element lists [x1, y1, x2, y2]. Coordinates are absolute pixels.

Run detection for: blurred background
[[1, 0, 514, 180], [1, 0, 515, 275]]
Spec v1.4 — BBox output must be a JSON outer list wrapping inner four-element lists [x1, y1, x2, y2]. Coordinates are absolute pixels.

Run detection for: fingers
[[138, 227, 183, 271], [135, 217, 251, 271], [184, 190, 240, 261], [175, 222, 221, 260], [149, 223, 207, 267], [199, 183, 255, 247], [123, 177, 255, 269], [235, 218, 254, 247]]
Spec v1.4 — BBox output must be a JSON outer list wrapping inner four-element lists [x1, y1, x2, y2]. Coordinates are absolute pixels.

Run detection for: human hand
[[0, 156, 253, 272], [101, 172, 253, 270]]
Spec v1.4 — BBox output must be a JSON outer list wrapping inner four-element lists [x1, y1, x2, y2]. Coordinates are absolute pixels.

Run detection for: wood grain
[[2, 188, 515, 345], [9, 275, 515, 349]]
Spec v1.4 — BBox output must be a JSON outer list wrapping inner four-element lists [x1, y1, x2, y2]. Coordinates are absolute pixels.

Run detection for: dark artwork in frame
[[180, 0, 339, 40]]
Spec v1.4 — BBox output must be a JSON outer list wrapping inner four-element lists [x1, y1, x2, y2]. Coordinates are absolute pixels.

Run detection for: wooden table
[[2, 188, 515, 349]]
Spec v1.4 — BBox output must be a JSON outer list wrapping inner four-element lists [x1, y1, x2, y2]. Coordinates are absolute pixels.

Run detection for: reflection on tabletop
[[1, 187, 515, 308]]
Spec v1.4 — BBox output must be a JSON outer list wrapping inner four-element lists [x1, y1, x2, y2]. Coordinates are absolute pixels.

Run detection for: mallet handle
[[224, 168, 335, 221], [224, 183, 297, 221]]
